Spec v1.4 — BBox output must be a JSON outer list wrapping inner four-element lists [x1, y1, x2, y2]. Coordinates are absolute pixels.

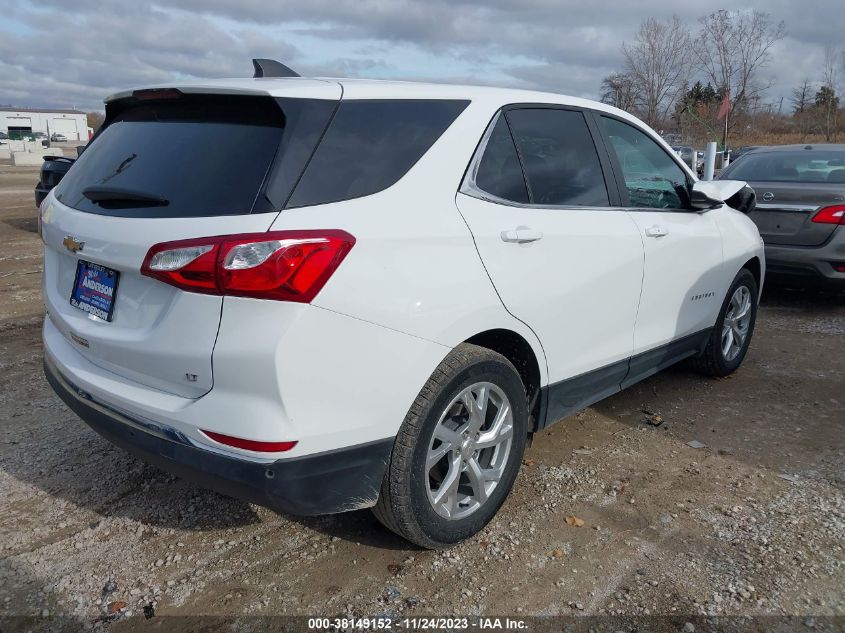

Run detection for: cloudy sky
[[1, 0, 842, 112]]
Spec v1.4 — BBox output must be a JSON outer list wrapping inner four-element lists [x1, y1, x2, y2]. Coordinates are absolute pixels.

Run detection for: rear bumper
[[44, 356, 392, 516], [764, 229, 845, 288]]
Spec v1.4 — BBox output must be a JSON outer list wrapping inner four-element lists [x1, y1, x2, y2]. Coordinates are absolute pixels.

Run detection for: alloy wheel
[[721, 285, 752, 362], [426, 382, 514, 520]]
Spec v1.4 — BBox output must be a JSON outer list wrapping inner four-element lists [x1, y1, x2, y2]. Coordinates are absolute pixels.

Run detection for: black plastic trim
[[44, 358, 392, 516], [537, 328, 711, 429], [622, 328, 711, 389]]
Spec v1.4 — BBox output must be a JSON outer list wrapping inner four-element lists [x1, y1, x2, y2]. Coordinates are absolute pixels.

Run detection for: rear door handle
[[645, 225, 668, 238], [500, 227, 544, 243]]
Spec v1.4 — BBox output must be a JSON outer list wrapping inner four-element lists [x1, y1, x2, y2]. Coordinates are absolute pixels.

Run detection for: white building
[[0, 108, 90, 141]]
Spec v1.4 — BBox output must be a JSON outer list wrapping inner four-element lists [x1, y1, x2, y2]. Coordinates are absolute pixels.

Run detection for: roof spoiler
[[252, 58, 300, 78]]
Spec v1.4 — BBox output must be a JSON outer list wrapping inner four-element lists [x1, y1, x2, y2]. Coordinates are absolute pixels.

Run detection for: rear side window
[[505, 108, 609, 207], [473, 117, 529, 203], [55, 95, 334, 218], [287, 100, 469, 208]]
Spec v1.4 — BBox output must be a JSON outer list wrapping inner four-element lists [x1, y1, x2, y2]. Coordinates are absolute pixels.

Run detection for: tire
[[373, 343, 528, 549], [690, 268, 758, 377]]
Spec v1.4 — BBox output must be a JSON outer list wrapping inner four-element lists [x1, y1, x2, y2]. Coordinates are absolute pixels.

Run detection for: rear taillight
[[202, 430, 297, 453], [141, 230, 355, 302], [811, 205, 845, 225]]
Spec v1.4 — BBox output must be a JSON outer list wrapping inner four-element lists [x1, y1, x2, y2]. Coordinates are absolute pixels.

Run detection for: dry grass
[[729, 132, 841, 147]]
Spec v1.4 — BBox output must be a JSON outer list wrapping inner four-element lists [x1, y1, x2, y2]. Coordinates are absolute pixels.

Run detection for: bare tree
[[696, 10, 786, 146], [622, 16, 692, 128], [791, 79, 813, 115], [600, 72, 642, 112], [791, 78, 814, 140], [819, 46, 841, 141]]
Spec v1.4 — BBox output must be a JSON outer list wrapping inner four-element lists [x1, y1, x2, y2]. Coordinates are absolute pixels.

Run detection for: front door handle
[[645, 225, 668, 238], [500, 227, 544, 243]]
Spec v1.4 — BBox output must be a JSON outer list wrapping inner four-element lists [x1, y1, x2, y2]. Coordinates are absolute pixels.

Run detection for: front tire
[[691, 268, 758, 376], [373, 344, 528, 549]]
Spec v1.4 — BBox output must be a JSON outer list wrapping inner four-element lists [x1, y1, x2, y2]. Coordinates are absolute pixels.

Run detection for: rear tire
[[691, 268, 758, 377], [373, 344, 528, 549]]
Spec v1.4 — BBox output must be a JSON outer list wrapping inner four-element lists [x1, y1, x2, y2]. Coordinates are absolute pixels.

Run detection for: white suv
[[41, 69, 763, 548]]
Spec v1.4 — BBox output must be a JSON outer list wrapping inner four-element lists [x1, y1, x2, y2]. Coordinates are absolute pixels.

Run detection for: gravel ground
[[0, 165, 843, 629]]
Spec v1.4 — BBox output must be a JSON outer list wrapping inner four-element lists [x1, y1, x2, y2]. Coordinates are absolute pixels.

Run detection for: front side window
[[600, 116, 690, 210], [505, 108, 609, 207]]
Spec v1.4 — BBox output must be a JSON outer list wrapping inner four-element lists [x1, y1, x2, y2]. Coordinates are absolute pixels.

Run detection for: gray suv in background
[[720, 144, 845, 289]]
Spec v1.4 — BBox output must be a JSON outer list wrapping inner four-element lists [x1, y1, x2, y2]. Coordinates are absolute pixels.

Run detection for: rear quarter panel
[[269, 97, 549, 385]]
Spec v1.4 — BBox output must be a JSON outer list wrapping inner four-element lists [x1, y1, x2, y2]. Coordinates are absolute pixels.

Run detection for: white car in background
[[40, 63, 763, 548]]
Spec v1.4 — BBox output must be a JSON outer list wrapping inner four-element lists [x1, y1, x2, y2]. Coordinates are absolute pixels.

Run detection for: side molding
[[537, 328, 712, 429]]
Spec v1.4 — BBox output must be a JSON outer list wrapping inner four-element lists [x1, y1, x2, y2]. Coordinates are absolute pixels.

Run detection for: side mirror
[[690, 180, 755, 214]]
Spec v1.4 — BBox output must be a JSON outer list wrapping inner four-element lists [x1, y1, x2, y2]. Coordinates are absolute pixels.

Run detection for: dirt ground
[[0, 163, 843, 629]]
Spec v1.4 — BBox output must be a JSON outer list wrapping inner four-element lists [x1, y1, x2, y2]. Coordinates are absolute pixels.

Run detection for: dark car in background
[[34, 156, 76, 206], [720, 144, 845, 288], [34, 145, 86, 206], [731, 146, 761, 162]]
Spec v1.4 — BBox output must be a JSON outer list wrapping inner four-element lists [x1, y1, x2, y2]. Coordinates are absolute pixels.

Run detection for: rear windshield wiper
[[82, 185, 169, 207]]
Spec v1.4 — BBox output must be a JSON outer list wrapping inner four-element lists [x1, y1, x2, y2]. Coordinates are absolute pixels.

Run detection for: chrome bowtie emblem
[[762, 192, 775, 201], [63, 235, 85, 253]]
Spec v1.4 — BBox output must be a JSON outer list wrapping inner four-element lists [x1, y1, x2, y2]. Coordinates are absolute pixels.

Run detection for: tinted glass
[[287, 99, 469, 208], [600, 116, 690, 209], [721, 150, 845, 183], [262, 99, 338, 209], [473, 116, 528, 203], [56, 95, 301, 218], [505, 108, 609, 206]]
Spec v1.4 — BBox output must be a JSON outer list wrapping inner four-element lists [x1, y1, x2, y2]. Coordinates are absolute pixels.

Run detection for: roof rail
[[252, 58, 300, 78]]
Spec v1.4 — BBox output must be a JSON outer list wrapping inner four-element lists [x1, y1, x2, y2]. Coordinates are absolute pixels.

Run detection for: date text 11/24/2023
[[307, 617, 528, 630]]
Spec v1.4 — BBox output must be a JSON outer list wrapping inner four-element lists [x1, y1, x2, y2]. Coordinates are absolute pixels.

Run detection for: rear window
[[473, 117, 529, 203], [286, 99, 469, 208], [723, 150, 845, 183], [55, 95, 335, 218], [505, 108, 609, 207]]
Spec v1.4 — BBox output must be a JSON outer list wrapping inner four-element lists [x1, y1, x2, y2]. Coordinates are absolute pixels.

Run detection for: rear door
[[456, 106, 644, 409], [41, 86, 340, 397], [595, 114, 725, 371]]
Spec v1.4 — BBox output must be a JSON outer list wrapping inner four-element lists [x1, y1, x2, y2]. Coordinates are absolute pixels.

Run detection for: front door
[[596, 114, 725, 382], [456, 107, 644, 420]]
